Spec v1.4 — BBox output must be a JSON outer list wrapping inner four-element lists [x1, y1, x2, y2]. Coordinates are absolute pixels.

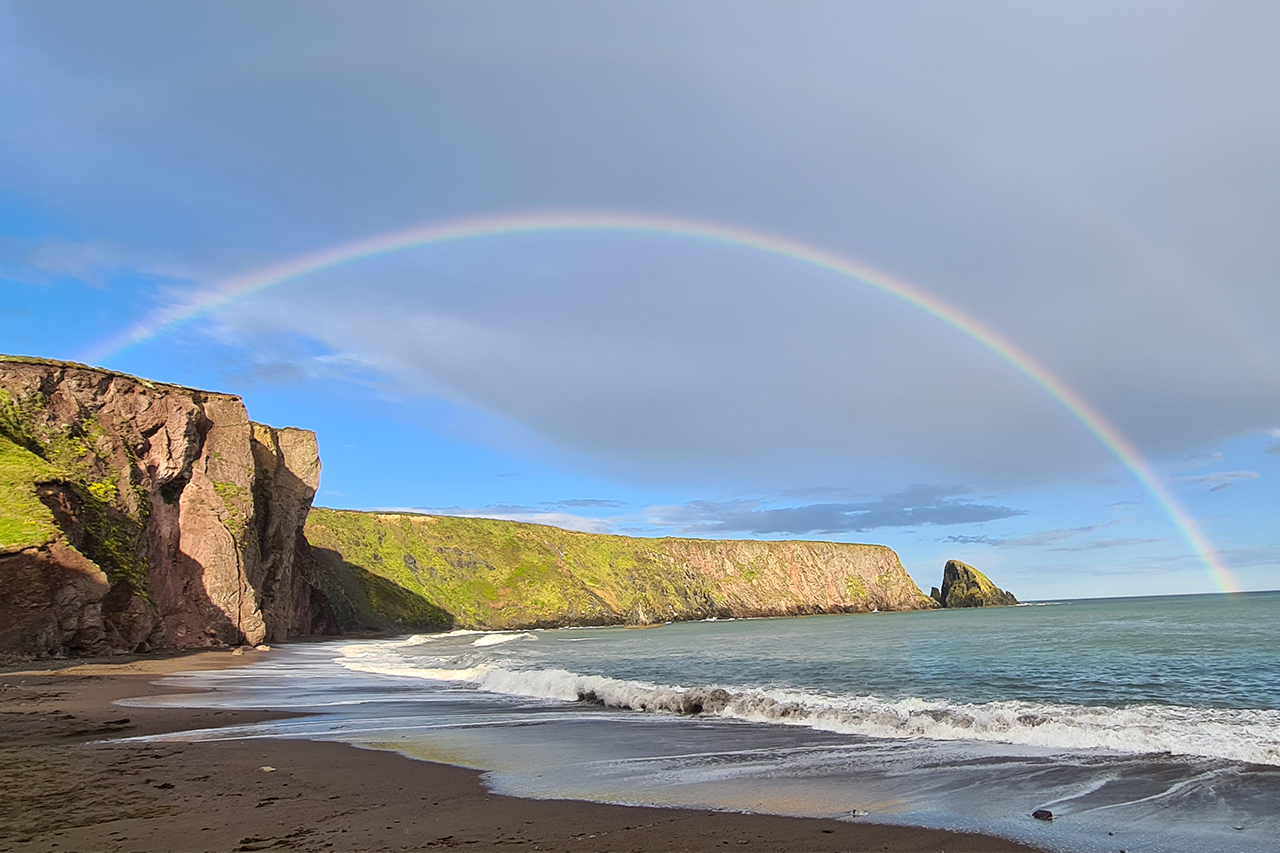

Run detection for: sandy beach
[[0, 650, 1042, 853]]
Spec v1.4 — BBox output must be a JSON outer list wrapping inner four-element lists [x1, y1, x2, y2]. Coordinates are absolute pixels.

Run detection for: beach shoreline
[[0, 649, 1043, 853]]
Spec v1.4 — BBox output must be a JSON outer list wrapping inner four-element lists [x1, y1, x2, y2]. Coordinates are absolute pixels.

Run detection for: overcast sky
[[3, 1, 1278, 597]]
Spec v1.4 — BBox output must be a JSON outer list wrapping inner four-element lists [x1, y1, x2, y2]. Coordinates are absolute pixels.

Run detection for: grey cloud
[[999, 523, 1120, 548], [945, 520, 1123, 549], [5, 3, 1280, 484], [1267, 444, 1280, 455], [648, 485, 1023, 536], [553, 499, 627, 509], [943, 535, 1002, 547], [1210, 483, 1233, 493], [1050, 537, 1161, 552]]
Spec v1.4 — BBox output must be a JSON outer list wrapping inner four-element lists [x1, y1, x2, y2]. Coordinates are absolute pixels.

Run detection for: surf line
[[81, 211, 1240, 593]]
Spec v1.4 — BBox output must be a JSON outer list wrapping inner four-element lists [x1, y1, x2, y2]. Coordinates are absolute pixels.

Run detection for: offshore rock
[[936, 559, 1018, 607], [0, 356, 336, 657], [303, 509, 940, 631]]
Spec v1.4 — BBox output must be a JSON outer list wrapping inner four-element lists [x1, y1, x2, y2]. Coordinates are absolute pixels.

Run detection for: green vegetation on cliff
[[0, 385, 148, 593], [304, 508, 934, 631], [0, 435, 60, 551], [935, 559, 1018, 607]]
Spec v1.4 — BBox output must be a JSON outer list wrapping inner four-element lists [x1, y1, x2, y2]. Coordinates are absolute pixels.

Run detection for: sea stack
[[932, 559, 1018, 607]]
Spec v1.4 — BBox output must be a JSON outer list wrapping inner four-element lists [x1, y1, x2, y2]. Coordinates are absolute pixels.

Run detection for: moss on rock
[[0, 435, 61, 552]]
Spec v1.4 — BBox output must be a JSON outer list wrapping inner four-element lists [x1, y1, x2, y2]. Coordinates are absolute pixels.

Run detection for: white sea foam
[[390, 630, 492, 648], [337, 646, 1280, 766], [471, 632, 537, 647]]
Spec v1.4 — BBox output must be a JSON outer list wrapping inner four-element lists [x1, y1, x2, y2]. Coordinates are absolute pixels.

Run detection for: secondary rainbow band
[[84, 211, 1240, 593]]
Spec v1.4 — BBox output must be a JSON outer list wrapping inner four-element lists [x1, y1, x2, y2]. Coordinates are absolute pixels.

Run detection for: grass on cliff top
[[303, 508, 920, 631], [0, 352, 215, 397], [949, 559, 1002, 592], [0, 434, 59, 552], [304, 508, 695, 628]]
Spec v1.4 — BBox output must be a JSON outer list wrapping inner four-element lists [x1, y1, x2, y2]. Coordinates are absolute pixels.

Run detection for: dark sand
[[0, 651, 1042, 852]]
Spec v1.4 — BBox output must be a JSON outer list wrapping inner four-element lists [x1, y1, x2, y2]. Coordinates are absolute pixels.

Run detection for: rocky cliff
[[931, 559, 1018, 607], [0, 356, 336, 658], [304, 509, 938, 630]]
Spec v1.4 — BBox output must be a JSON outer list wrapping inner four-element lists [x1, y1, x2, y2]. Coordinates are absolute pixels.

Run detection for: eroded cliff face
[[0, 357, 335, 657], [303, 509, 938, 631]]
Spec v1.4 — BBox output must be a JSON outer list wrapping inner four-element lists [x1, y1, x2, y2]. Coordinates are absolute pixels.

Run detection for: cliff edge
[[0, 356, 336, 658], [931, 559, 1018, 608], [304, 509, 938, 630]]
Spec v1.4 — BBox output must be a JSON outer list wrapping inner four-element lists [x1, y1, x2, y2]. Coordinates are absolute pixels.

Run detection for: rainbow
[[83, 211, 1240, 593]]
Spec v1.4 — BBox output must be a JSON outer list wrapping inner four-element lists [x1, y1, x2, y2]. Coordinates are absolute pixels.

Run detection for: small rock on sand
[[1032, 809, 1053, 821]]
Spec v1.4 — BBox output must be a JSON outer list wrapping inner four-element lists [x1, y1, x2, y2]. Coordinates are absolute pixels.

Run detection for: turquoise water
[[427, 592, 1280, 709], [131, 592, 1280, 853]]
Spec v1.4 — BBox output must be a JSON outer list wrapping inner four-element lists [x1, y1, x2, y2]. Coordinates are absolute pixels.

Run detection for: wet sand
[[0, 650, 1041, 852]]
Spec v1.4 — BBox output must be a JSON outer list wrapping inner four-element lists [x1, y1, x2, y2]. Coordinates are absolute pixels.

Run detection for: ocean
[[128, 592, 1280, 852]]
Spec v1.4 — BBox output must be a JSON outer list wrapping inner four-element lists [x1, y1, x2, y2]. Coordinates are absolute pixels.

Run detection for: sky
[[2, 0, 1278, 599]]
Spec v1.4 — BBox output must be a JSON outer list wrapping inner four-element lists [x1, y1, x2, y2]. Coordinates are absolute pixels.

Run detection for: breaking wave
[[471, 632, 537, 647], [338, 644, 1280, 767]]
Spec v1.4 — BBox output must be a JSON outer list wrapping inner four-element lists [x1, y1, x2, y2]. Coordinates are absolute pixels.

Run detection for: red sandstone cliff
[[0, 357, 336, 658]]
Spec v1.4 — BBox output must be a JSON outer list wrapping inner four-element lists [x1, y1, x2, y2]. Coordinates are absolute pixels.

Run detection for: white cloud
[[0, 236, 197, 288], [461, 511, 616, 534], [1182, 451, 1224, 469], [1050, 537, 1161, 552], [386, 507, 617, 535], [944, 520, 1125, 549], [1178, 470, 1261, 485]]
